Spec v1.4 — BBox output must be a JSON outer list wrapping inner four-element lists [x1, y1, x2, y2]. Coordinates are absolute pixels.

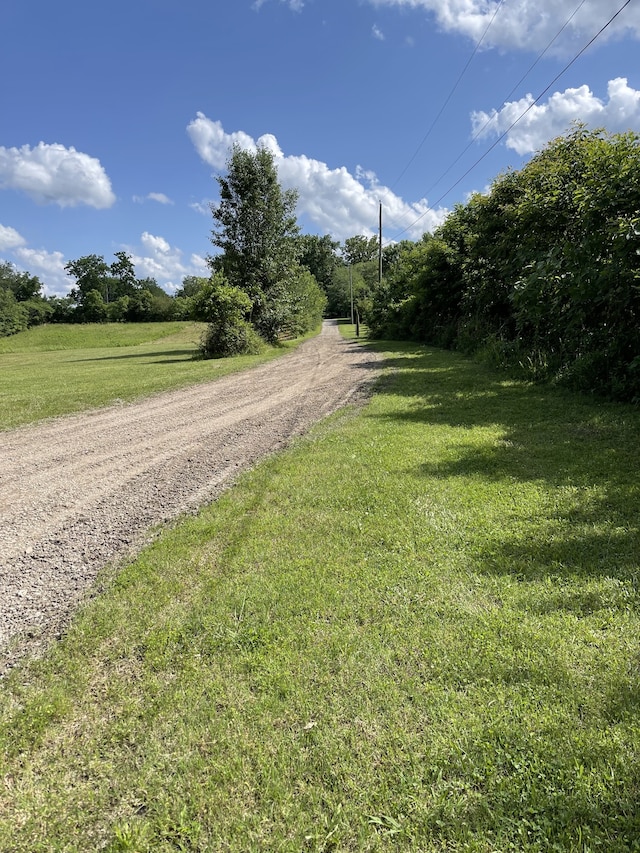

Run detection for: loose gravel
[[0, 321, 381, 674]]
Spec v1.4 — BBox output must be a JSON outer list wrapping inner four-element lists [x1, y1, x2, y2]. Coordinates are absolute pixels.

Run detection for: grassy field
[[0, 322, 303, 431], [1, 331, 639, 851]]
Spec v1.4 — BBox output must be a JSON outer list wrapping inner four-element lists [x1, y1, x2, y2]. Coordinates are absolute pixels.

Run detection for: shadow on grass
[[72, 349, 197, 362], [369, 342, 640, 588]]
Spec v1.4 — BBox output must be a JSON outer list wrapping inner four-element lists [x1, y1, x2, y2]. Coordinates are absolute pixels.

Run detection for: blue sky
[[1, 0, 639, 296]]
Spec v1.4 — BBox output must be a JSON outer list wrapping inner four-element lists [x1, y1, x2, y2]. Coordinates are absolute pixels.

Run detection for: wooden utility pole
[[378, 202, 383, 283], [349, 265, 354, 325]]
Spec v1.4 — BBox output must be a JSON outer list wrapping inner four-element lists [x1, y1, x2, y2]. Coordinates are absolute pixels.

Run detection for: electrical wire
[[422, 0, 589, 198], [386, 0, 635, 244], [390, 0, 507, 190]]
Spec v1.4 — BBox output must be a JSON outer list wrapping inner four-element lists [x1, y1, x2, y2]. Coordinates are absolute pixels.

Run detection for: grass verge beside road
[[0, 322, 306, 431], [1, 340, 639, 851]]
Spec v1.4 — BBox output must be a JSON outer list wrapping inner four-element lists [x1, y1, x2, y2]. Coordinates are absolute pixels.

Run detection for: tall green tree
[[342, 235, 379, 266], [65, 254, 111, 309], [210, 144, 300, 341], [295, 234, 340, 291], [0, 261, 43, 302]]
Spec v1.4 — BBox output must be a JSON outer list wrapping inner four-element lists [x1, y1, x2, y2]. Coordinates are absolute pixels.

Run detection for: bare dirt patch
[[0, 321, 381, 674]]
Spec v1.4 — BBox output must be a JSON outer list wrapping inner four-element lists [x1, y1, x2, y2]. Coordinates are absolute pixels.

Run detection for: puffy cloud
[[188, 114, 447, 240], [0, 142, 115, 208], [129, 232, 208, 293], [133, 192, 174, 205], [366, 0, 640, 51], [0, 224, 26, 251], [372, 24, 385, 40], [472, 77, 640, 155], [187, 115, 257, 170]]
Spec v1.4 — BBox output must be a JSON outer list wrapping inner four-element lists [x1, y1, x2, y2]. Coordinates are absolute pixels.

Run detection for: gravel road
[[0, 320, 381, 674]]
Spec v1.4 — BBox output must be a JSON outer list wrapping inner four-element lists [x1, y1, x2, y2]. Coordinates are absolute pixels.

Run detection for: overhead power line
[[390, 0, 507, 190], [387, 0, 635, 244], [422, 0, 589, 199]]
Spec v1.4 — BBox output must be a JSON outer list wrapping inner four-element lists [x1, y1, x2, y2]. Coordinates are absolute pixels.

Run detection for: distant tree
[[0, 288, 28, 336], [65, 255, 111, 309], [0, 261, 43, 302], [280, 266, 327, 337], [48, 295, 76, 323], [210, 144, 300, 341], [107, 295, 131, 322], [139, 279, 176, 321], [64, 253, 172, 322], [342, 235, 378, 266], [0, 261, 51, 335], [110, 251, 138, 299], [82, 289, 108, 323], [173, 276, 210, 320], [295, 234, 340, 291], [175, 275, 209, 300]]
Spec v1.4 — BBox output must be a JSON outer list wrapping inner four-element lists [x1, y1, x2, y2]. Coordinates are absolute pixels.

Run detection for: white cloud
[[0, 142, 115, 209], [133, 192, 174, 205], [366, 0, 640, 51], [372, 24, 385, 40], [253, 0, 305, 10], [472, 77, 640, 155], [188, 114, 447, 241], [187, 115, 257, 170], [148, 192, 173, 205], [0, 224, 26, 251], [190, 199, 214, 216], [129, 232, 208, 293]]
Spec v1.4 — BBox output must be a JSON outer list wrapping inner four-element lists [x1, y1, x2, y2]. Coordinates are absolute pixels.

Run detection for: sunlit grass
[[0, 322, 305, 430], [0, 322, 199, 352], [1, 342, 638, 851]]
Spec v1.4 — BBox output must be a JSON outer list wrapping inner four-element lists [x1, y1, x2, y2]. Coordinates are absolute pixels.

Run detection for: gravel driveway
[[0, 320, 381, 674]]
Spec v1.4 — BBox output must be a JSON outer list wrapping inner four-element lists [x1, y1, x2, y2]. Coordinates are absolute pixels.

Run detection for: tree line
[[0, 143, 379, 356], [367, 125, 640, 403], [4, 125, 638, 398], [0, 253, 179, 335]]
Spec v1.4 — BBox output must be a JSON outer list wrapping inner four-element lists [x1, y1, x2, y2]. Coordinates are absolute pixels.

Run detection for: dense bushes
[[197, 274, 263, 358], [196, 268, 325, 358], [370, 126, 640, 402]]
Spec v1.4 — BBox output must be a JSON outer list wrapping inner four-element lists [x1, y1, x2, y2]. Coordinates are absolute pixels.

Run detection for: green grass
[[1, 342, 639, 851], [0, 322, 304, 430]]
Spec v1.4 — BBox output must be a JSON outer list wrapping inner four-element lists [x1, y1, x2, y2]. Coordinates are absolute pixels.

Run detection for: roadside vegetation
[[3, 125, 639, 400], [368, 126, 640, 403], [1, 330, 638, 851], [0, 322, 307, 431], [2, 121, 639, 850]]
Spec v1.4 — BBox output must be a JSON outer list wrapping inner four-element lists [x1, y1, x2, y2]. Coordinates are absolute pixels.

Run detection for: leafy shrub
[[198, 273, 264, 358], [199, 318, 264, 358]]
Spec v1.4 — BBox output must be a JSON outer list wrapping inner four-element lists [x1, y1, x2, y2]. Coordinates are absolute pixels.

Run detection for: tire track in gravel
[[0, 320, 382, 673]]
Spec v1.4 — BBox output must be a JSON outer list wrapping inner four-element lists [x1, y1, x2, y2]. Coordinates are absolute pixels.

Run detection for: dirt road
[[0, 321, 381, 672]]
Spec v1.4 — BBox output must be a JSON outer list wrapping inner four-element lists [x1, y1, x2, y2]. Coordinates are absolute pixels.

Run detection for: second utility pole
[[378, 202, 383, 284]]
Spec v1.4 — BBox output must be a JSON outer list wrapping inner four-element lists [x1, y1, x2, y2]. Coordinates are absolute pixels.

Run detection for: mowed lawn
[[0, 322, 301, 430], [0, 331, 639, 851]]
